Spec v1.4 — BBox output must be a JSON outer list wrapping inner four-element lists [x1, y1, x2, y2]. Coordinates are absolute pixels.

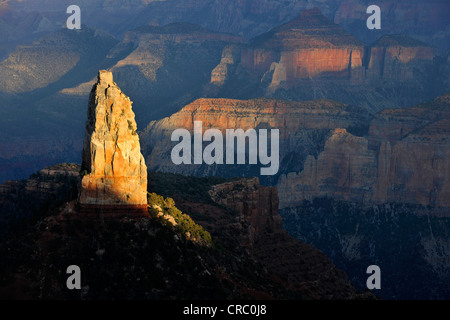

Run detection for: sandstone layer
[[79, 70, 147, 211], [365, 35, 436, 82], [278, 94, 450, 208], [277, 128, 378, 207], [211, 8, 439, 91], [141, 97, 368, 177], [142, 94, 450, 210], [207, 9, 443, 113], [238, 8, 366, 88]]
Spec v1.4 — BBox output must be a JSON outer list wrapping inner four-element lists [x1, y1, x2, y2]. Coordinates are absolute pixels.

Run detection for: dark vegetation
[[0, 168, 79, 239], [0, 166, 293, 299]]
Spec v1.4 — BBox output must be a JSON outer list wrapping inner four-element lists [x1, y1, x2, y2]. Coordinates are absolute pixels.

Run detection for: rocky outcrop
[[365, 35, 436, 82], [79, 70, 147, 212], [0, 163, 80, 236], [231, 8, 366, 90], [208, 178, 365, 299], [278, 128, 377, 207], [210, 45, 240, 86], [209, 178, 282, 251]]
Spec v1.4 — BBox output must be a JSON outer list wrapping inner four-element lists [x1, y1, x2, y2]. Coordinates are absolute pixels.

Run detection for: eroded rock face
[[238, 8, 366, 88], [208, 178, 362, 299], [206, 9, 444, 113], [140, 97, 368, 178], [209, 178, 282, 250], [79, 70, 147, 208], [365, 35, 436, 82], [278, 128, 378, 208], [141, 93, 449, 210], [278, 94, 450, 209]]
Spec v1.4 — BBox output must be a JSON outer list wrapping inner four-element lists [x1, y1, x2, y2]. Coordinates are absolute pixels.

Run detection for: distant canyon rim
[[170, 121, 280, 175]]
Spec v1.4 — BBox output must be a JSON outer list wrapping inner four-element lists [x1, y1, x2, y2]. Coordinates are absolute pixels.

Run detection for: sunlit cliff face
[[79, 70, 147, 207]]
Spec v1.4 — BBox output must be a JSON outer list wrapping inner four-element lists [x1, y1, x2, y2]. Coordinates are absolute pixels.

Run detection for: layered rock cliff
[[370, 95, 450, 207], [141, 97, 369, 179], [365, 35, 436, 82], [79, 70, 147, 210], [277, 128, 378, 207], [220, 8, 366, 91], [142, 93, 450, 209], [207, 8, 445, 113], [278, 94, 450, 209]]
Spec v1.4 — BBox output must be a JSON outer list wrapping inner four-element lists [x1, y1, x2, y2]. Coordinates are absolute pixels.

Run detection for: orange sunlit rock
[[78, 70, 147, 210]]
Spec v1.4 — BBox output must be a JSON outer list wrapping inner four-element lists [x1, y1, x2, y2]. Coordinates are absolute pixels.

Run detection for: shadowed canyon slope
[[0, 27, 119, 183], [108, 23, 244, 124], [0, 167, 371, 299], [0, 23, 241, 183], [0, 28, 118, 94], [206, 178, 360, 298], [4, 1, 448, 47]]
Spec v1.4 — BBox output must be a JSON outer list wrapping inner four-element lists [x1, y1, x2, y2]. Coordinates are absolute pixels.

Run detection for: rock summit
[[79, 70, 147, 213]]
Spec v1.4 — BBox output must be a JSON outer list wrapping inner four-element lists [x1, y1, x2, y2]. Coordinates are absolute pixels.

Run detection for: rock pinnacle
[[78, 70, 147, 212]]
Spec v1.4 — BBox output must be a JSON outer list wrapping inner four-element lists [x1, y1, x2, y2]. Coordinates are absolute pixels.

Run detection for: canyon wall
[[142, 94, 450, 210], [141, 97, 368, 178], [278, 94, 450, 209], [208, 9, 443, 113]]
